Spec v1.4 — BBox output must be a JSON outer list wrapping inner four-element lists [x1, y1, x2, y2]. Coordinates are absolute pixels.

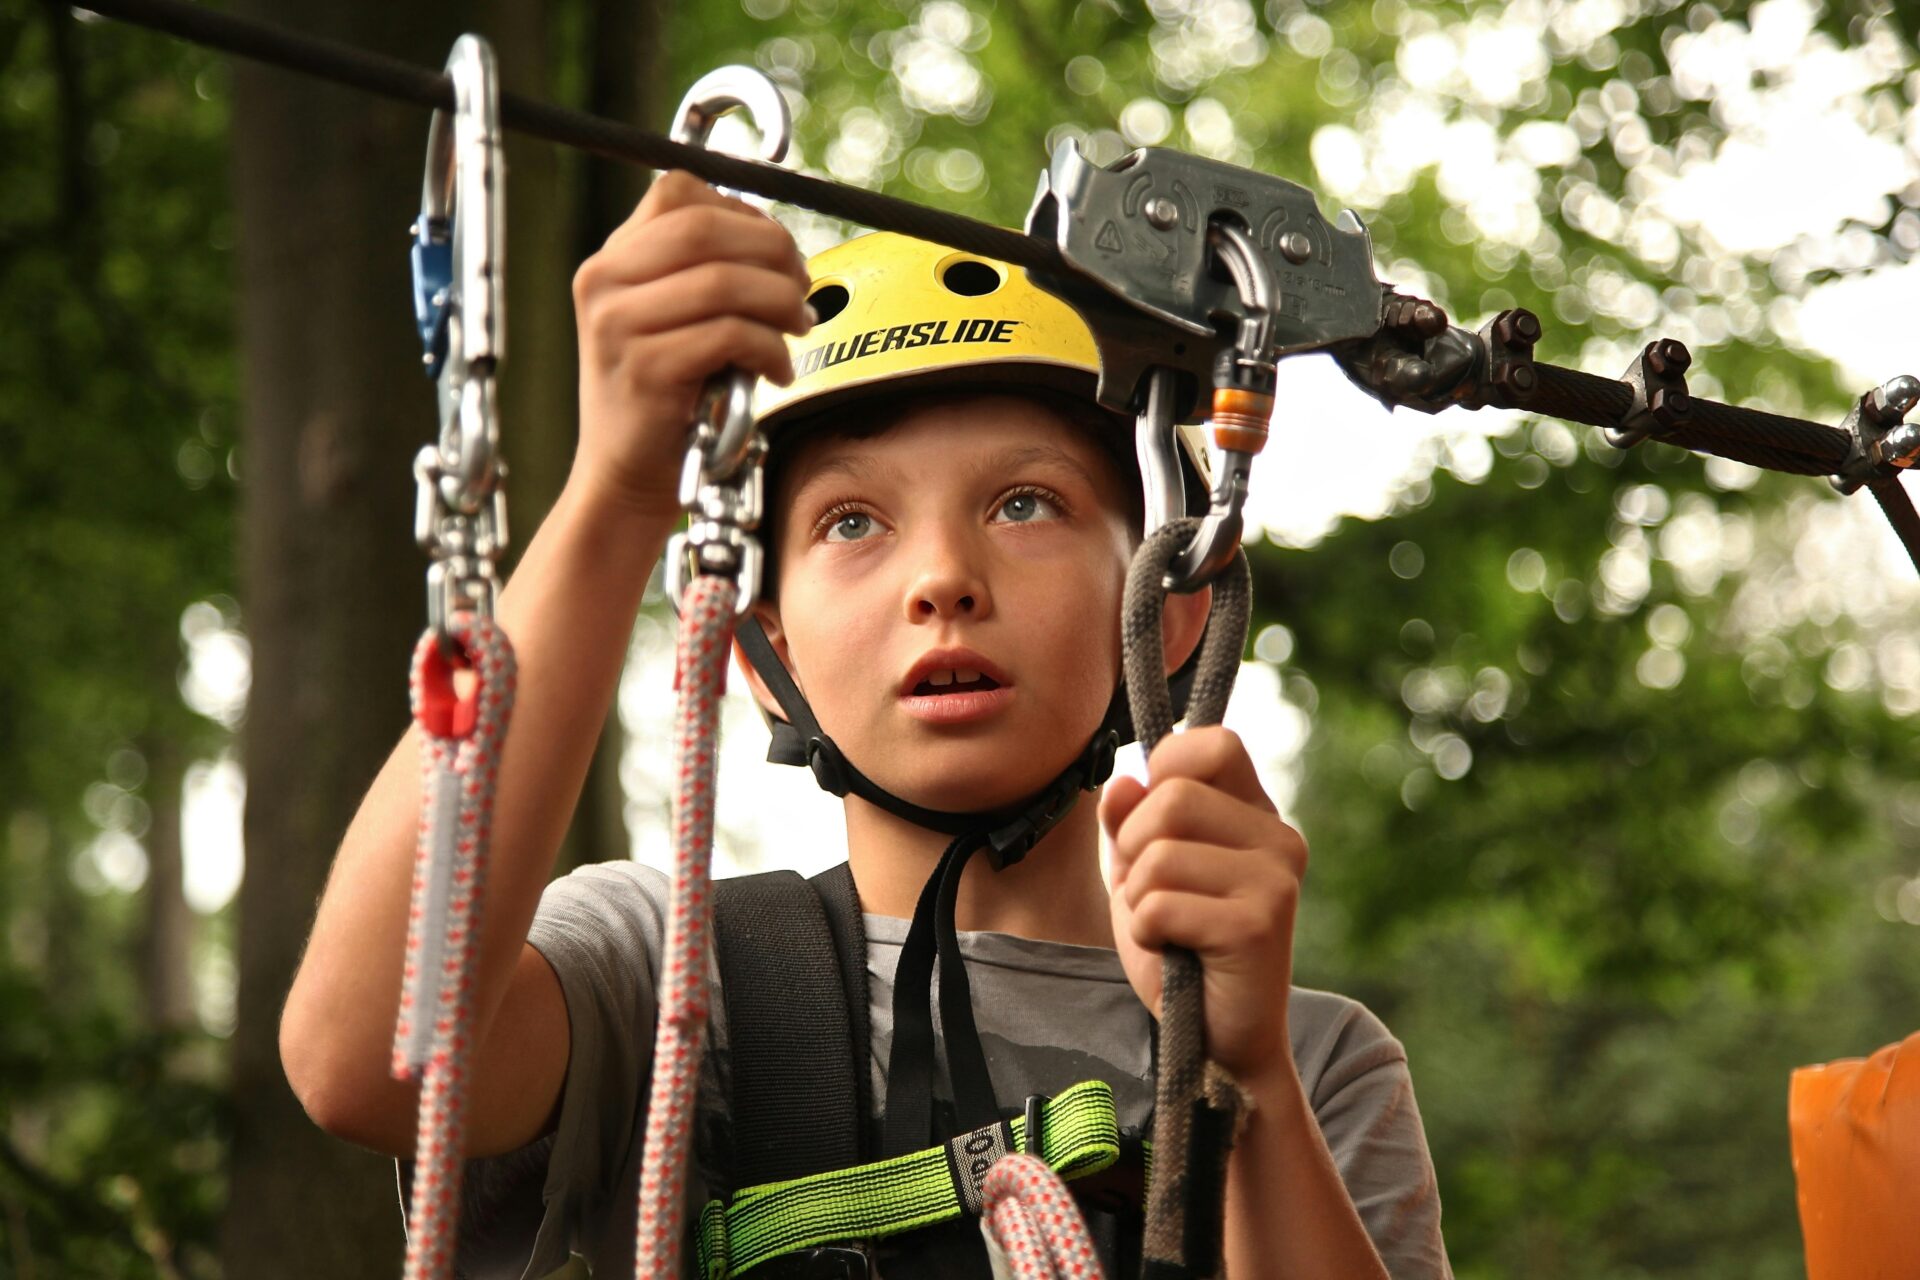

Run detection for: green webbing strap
[[697, 1079, 1128, 1278]]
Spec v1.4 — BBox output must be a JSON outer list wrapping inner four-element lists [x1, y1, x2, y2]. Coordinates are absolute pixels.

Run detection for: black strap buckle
[[758, 1243, 876, 1279]]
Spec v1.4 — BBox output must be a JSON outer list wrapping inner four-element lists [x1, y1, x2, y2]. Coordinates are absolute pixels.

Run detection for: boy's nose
[[905, 552, 991, 622]]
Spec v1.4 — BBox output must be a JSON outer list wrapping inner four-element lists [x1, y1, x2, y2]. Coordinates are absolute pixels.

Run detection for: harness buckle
[[758, 1244, 875, 1279]]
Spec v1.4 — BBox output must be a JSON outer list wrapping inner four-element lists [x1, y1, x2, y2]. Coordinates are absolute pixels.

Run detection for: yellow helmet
[[754, 231, 1210, 502], [756, 230, 1104, 428]]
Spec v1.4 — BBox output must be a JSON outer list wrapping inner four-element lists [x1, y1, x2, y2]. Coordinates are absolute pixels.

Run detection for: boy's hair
[[761, 386, 1146, 595]]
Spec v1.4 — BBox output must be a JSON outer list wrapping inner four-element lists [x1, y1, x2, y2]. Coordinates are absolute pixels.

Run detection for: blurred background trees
[[3, 0, 1916, 1276]]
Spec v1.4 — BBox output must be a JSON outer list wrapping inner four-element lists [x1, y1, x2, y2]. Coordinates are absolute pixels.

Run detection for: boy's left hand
[[1099, 726, 1307, 1086]]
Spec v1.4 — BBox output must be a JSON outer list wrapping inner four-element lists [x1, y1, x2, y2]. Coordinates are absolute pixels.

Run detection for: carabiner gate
[[411, 35, 508, 634], [1163, 221, 1277, 593], [663, 66, 793, 617]]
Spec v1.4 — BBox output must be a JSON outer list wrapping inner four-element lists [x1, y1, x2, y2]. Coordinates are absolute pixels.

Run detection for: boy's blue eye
[[825, 511, 876, 543], [992, 492, 1058, 524]]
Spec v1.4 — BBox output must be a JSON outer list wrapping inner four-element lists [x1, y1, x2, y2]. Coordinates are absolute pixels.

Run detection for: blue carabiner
[[410, 213, 453, 378]]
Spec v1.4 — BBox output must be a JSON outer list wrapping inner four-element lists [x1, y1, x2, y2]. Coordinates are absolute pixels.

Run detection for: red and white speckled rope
[[635, 573, 737, 1277], [981, 1154, 1105, 1280], [391, 612, 518, 1280]]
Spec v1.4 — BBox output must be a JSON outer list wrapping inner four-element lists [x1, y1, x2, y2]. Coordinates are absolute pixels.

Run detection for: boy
[[279, 171, 1451, 1278]]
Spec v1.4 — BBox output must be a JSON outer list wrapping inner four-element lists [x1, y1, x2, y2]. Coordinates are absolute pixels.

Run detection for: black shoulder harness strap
[[710, 862, 871, 1194]]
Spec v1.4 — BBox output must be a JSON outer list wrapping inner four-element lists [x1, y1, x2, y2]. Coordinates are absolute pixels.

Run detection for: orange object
[[1789, 1031, 1920, 1279], [1209, 387, 1272, 456]]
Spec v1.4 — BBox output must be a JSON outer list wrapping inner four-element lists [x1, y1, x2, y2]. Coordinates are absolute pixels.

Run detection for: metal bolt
[[1407, 299, 1446, 338], [1492, 309, 1540, 349], [1507, 363, 1537, 393], [1279, 230, 1312, 264], [1145, 197, 1179, 231], [1880, 421, 1920, 467], [1650, 387, 1691, 420], [1867, 374, 1920, 423], [1647, 338, 1691, 375]]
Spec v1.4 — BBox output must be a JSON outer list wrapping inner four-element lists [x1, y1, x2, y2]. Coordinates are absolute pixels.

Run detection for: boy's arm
[[279, 171, 814, 1161], [1102, 727, 1416, 1279], [279, 482, 674, 1159], [1225, 1063, 1394, 1279]]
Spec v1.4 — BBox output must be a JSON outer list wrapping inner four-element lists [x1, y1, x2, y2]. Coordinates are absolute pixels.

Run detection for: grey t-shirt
[[421, 861, 1451, 1279]]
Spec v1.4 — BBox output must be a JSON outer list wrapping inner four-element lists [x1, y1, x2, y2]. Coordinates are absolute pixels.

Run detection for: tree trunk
[[223, 2, 667, 1270], [139, 735, 196, 1033], [549, 0, 675, 875], [224, 3, 485, 1275]]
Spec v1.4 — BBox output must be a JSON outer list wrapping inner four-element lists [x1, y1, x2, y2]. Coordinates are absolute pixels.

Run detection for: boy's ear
[[733, 602, 794, 723], [1161, 583, 1213, 676]]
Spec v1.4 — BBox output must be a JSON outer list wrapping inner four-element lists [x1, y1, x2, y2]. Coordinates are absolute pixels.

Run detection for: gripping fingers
[[596, 202, 809, 291], [644, 314, 797, 388], [1119, 839, 1262, 911], [1142, 728, 1273, 811], [1108, 777, 1272, 881], [1127, 888, 1276, 959], [596, 262, 814, 340]]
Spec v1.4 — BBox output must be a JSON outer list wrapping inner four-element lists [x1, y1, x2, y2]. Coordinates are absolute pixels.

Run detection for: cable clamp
[[1606, 339, 1693, 449], [1831, 375, 1920, 495], [1479, 308, 1541, 408]]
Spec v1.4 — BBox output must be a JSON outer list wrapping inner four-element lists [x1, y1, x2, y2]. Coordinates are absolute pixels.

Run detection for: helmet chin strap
[[734, 618, 1195, 1154]]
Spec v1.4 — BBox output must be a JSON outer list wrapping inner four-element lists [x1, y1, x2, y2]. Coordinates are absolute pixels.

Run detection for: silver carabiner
[[664, 66, 793, 617], [414, 34, 505, 518], [411, 35, 509, 633], [1165, 221, 1278, 592], [1136, 367, 1188, 541], [670, 67, 792, 485]]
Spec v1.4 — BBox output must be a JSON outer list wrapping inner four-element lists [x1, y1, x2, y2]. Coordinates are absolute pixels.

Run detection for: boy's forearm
[[1224, 1060, 1391, 1280], [280, 476, 676, 1124]]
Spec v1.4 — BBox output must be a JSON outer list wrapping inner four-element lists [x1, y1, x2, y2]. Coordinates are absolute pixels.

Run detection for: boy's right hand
[[569, 169, 815, 522]]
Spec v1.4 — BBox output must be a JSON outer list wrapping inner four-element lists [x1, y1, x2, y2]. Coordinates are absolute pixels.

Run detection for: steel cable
[[79, 0, 1065, 273], [1528, 365, 1851, 467], [78, 0, 1920, 539]]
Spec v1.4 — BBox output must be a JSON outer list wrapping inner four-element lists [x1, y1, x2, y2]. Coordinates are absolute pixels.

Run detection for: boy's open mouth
[[909, 669, 1003, 696]]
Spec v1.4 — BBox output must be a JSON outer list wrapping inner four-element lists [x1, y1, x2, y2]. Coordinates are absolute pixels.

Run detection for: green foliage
[[2, 5, 235, 1275], [1268, 443, 1920, 1274]]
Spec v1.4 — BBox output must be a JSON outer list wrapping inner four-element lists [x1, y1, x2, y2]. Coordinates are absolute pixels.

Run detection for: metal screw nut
[[1649, 387, 1691, 420], [1493, 308, 1542, 347], [1646, 338, 1691, 376]]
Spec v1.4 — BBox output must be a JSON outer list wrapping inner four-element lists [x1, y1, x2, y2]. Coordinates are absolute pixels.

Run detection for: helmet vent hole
[[941, 260, 1002, 297], [808, 284, 851, 323]]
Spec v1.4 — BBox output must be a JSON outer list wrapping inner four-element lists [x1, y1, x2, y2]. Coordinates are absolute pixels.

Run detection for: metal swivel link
[[663, 67, 792, 617]]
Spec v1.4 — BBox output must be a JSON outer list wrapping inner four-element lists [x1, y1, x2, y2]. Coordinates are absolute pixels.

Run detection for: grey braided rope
[[1122, 519, 1252, 1279]]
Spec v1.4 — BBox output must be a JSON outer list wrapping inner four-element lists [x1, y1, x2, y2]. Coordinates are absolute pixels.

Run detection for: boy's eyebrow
[[964, 444, 1103, 490], [790, 442, 1102, 499], [790, 451, 900, 497]]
